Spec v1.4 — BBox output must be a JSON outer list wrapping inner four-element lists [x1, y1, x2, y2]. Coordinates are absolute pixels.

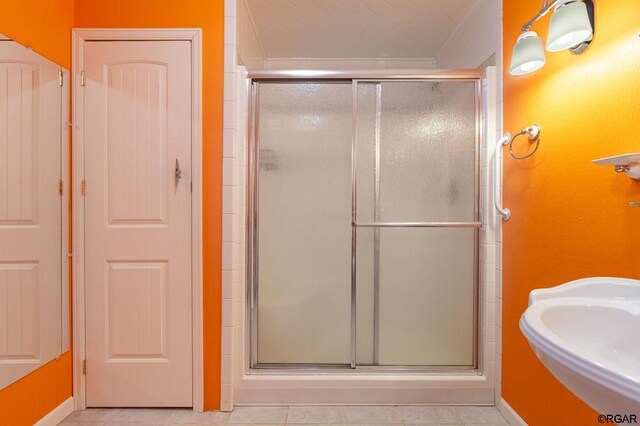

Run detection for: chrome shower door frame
[[247, 70, 484, 374]]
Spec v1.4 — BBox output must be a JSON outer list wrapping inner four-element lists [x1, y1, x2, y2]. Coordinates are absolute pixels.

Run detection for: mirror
[[0, 34, 69, 390]]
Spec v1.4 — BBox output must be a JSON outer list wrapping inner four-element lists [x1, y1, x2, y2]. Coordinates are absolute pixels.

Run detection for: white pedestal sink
[[520, 277, 640, 415]]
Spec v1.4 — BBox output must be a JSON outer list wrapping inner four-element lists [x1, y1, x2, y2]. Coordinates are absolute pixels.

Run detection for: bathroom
[[0, 0, 638, 425]]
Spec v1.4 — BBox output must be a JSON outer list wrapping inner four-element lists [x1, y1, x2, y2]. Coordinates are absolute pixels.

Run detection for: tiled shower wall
[[436, 0, 502, 70], [237, 0, 264, 69], [222, 0, 240, 410], [263, 58, 436, 70], [436, 0, 504, 411], [222, 69, 500, 410], [223, 0, 504, 412]]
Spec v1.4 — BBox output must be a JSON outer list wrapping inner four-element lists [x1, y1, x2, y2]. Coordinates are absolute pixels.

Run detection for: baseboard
[[497, 398, 527, 426], [34, 396, 74, 426]]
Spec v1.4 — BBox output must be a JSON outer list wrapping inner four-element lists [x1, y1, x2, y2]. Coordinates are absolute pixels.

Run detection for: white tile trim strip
[[497, 398, 528, 426], [34, 397, 74, 426], [222, 0, 240, 412]]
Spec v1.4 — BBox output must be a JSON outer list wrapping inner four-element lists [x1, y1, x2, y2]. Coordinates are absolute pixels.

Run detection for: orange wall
[[73, 0, 224, 410], [1, 0, 73, 68], [0, 353, 73, 425], [0, 1, 74, 424], [503, 2, 640, 425]]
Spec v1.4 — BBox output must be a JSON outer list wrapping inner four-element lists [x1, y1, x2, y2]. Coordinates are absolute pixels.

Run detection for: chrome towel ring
[[509, 125, 541, 160]]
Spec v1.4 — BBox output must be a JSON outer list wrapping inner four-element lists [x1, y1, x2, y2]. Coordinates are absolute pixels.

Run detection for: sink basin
[[520, 277, 640, 414]]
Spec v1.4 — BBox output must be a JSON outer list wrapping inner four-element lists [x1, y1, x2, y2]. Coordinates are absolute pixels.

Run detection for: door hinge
[[58, 69, 63, 87], [80, 70, 85, 87], [81, 179, 87, 196], [82, 360, 87, 375], [58, 180, 63, 196]]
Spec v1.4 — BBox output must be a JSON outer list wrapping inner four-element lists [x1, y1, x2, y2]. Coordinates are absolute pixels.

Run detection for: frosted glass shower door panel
[[356, 81, 478, 223], [356, 228, 475, 366], [379, 228, 474, 366], [354, 80, 478, 367], [255, 83, 352, 365]]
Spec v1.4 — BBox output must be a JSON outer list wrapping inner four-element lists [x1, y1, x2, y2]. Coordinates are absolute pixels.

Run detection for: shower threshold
[[233, 371, 494, 405]]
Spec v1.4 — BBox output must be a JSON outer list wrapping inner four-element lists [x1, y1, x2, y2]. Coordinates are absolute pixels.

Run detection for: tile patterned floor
[[60, 405, 508, 426]]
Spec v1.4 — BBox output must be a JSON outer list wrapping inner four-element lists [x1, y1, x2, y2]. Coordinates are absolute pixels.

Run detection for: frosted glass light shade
[[510, 31, 546, 76], [546, 0, 593, 52]]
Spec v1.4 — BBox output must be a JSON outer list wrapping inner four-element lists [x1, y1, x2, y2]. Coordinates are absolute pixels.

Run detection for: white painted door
[[0, 41, 63, 388], [83, 41, 192, 407]]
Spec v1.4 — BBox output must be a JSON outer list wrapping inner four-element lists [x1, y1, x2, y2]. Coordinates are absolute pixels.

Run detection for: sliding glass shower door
[[253, 82, 353, 365], [354, 81, 478, 366], [249, 77, 480, 369]]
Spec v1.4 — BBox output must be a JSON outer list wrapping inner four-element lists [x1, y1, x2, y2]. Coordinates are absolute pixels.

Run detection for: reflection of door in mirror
[[0, 36, 66, 390]]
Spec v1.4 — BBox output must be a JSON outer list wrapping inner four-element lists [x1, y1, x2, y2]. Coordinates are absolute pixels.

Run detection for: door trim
[[72, 28, 203, 411]]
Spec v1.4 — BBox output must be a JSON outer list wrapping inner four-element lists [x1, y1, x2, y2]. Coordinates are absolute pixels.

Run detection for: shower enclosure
[[248, 71, 482, 372]]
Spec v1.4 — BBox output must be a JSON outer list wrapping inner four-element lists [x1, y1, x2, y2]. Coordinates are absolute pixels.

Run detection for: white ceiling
[[245, 0, 480, 59]]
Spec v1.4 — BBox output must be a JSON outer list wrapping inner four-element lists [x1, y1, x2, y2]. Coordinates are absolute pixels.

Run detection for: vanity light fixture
[[510, 31, 547, 76], [546, 0, 594, 52], [509, 0, 595, 76]]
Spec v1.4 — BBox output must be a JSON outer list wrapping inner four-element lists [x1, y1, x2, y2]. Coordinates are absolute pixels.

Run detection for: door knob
[[175, 159, 182, 186]]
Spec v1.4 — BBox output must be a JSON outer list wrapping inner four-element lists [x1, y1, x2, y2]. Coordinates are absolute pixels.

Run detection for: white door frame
[[72, 28, 203, 412]]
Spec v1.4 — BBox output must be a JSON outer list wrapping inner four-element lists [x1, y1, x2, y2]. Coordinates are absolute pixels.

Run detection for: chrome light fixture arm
[[522, 0, 561, 32]]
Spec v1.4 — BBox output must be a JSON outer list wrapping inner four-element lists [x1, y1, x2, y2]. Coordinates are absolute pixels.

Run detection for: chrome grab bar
[[494, 133, 512, 221]]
